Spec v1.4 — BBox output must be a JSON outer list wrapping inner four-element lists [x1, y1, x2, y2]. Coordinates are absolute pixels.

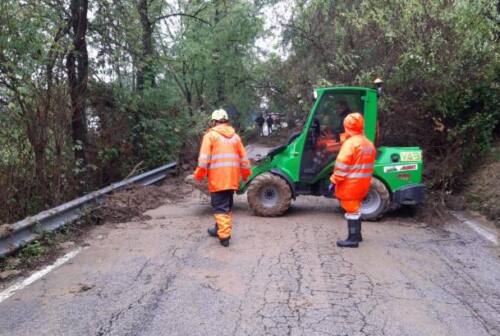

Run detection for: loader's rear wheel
[[247, 173, 292, 217], [361, 178, 390, 221]]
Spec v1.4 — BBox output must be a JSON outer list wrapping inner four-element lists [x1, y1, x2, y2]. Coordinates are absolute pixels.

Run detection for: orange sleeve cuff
[[330, 173, 345, 185]]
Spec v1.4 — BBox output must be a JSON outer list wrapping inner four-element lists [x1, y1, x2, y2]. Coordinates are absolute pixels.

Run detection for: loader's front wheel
[[361, 177, 390, 221], [247, 173, 292, 217]]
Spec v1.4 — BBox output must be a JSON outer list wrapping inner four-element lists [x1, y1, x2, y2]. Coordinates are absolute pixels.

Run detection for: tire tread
[[362, 177, 390, 221], [247, 173, 292, 217]]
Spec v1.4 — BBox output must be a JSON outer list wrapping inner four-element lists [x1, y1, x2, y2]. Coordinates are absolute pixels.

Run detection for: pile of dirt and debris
[[383, 189, 455, 227], [95, 177, 196, 223]]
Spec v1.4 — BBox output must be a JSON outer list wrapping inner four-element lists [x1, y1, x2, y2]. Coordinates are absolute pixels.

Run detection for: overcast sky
[[255, 1, 293, 60]]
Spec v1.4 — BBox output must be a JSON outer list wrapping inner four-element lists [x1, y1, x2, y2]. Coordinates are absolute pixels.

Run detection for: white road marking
[[451, 211, 498, 245], [0, 247, 82, 304]]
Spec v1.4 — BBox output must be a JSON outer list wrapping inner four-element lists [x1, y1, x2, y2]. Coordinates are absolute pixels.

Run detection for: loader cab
[[299, 87, 378, 183]]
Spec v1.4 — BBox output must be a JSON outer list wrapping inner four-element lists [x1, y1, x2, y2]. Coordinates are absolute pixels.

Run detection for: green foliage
[[139, 86, 194, 167]]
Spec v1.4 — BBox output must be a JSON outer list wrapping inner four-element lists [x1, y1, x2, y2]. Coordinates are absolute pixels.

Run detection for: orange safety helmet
[[343, 113, 364, 136]]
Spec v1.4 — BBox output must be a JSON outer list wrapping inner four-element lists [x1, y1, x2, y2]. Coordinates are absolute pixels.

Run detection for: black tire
[[361, 177, 390, 221], [247, 173, 292, 217]]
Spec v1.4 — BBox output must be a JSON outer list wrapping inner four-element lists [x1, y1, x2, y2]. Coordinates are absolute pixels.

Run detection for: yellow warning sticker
[[400, 151, 422, 162]]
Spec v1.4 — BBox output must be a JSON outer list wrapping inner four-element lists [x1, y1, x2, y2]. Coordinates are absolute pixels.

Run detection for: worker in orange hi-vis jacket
[[193, 109, 251, 247], [330, 113, 376, 248]]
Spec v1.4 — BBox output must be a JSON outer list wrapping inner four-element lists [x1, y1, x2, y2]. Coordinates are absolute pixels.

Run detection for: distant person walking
[[255, 114, 265, 136], [266, 115, 273, 135], [329, 113, 375, 248], [194, 109, 251, 247]]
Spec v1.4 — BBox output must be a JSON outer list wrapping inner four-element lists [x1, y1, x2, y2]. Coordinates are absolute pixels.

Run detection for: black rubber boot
[[207, 224, 218, 237], [219, 237, 230, 247], [355, 219, 363, 242], [336, 220, 359, 248]]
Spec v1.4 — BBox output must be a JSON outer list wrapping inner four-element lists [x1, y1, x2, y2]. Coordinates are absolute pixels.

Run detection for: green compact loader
[[240, 86, 425, 220]]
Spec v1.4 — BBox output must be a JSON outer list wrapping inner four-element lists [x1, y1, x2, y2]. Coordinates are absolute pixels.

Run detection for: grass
[[18, 240, 49, 259], [0, 240, 50, 275]]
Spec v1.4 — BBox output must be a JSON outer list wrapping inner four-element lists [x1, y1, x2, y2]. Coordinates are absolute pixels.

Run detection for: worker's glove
[[241, 168, 251, 181], [193, 167, 206, 182], [328, 183, 335, 194]]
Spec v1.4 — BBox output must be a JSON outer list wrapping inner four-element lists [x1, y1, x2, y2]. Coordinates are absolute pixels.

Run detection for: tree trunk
[[26, 105, 49, 198], [67, 0, 89, 178], [136, 0, 156, 91], [213, 1, 225, 106]]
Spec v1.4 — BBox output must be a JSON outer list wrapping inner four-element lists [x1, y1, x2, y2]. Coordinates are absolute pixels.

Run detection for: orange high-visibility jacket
[[194, 124, 251, 192], [330, 113, 376, 201]]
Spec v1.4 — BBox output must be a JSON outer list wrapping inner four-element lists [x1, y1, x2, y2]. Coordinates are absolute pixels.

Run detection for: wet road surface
[[0, 194, 499, 336]]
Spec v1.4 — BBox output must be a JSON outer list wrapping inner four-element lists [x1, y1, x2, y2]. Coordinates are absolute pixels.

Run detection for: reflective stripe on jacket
[[330, 134, 376, 201], [194, 124, 250, 192]]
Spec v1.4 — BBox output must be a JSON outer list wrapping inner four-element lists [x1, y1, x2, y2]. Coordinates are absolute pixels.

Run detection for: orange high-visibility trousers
[[214, 213, 232, 239], [340, 199, 362, 219], [211, 190, 234, 239]]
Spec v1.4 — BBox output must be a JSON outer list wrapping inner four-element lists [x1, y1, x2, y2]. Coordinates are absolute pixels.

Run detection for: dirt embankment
[[460, 143, 500, 227]]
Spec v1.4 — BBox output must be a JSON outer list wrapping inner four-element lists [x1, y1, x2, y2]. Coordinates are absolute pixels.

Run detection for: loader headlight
[[391, 153, 400, 162]]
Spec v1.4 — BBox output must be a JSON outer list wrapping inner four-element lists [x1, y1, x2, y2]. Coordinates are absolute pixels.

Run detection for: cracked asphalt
[[0, 193, 499, 336]]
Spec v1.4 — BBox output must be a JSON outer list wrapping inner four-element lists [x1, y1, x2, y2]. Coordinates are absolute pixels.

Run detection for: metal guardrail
[[0, 162, 177, 257]]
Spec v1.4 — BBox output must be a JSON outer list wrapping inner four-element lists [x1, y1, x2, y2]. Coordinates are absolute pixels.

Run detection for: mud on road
[[0, 190, 499, 336]]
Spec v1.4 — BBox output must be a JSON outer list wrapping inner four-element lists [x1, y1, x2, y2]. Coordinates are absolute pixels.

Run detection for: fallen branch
[[124, 161, 143, 180]]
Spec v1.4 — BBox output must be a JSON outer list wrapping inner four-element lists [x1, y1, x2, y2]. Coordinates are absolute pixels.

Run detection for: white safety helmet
[[211, 109, 229, 121]]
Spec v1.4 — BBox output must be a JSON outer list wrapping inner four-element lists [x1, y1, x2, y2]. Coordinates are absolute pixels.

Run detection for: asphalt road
[[0, 193, 499, 336]]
